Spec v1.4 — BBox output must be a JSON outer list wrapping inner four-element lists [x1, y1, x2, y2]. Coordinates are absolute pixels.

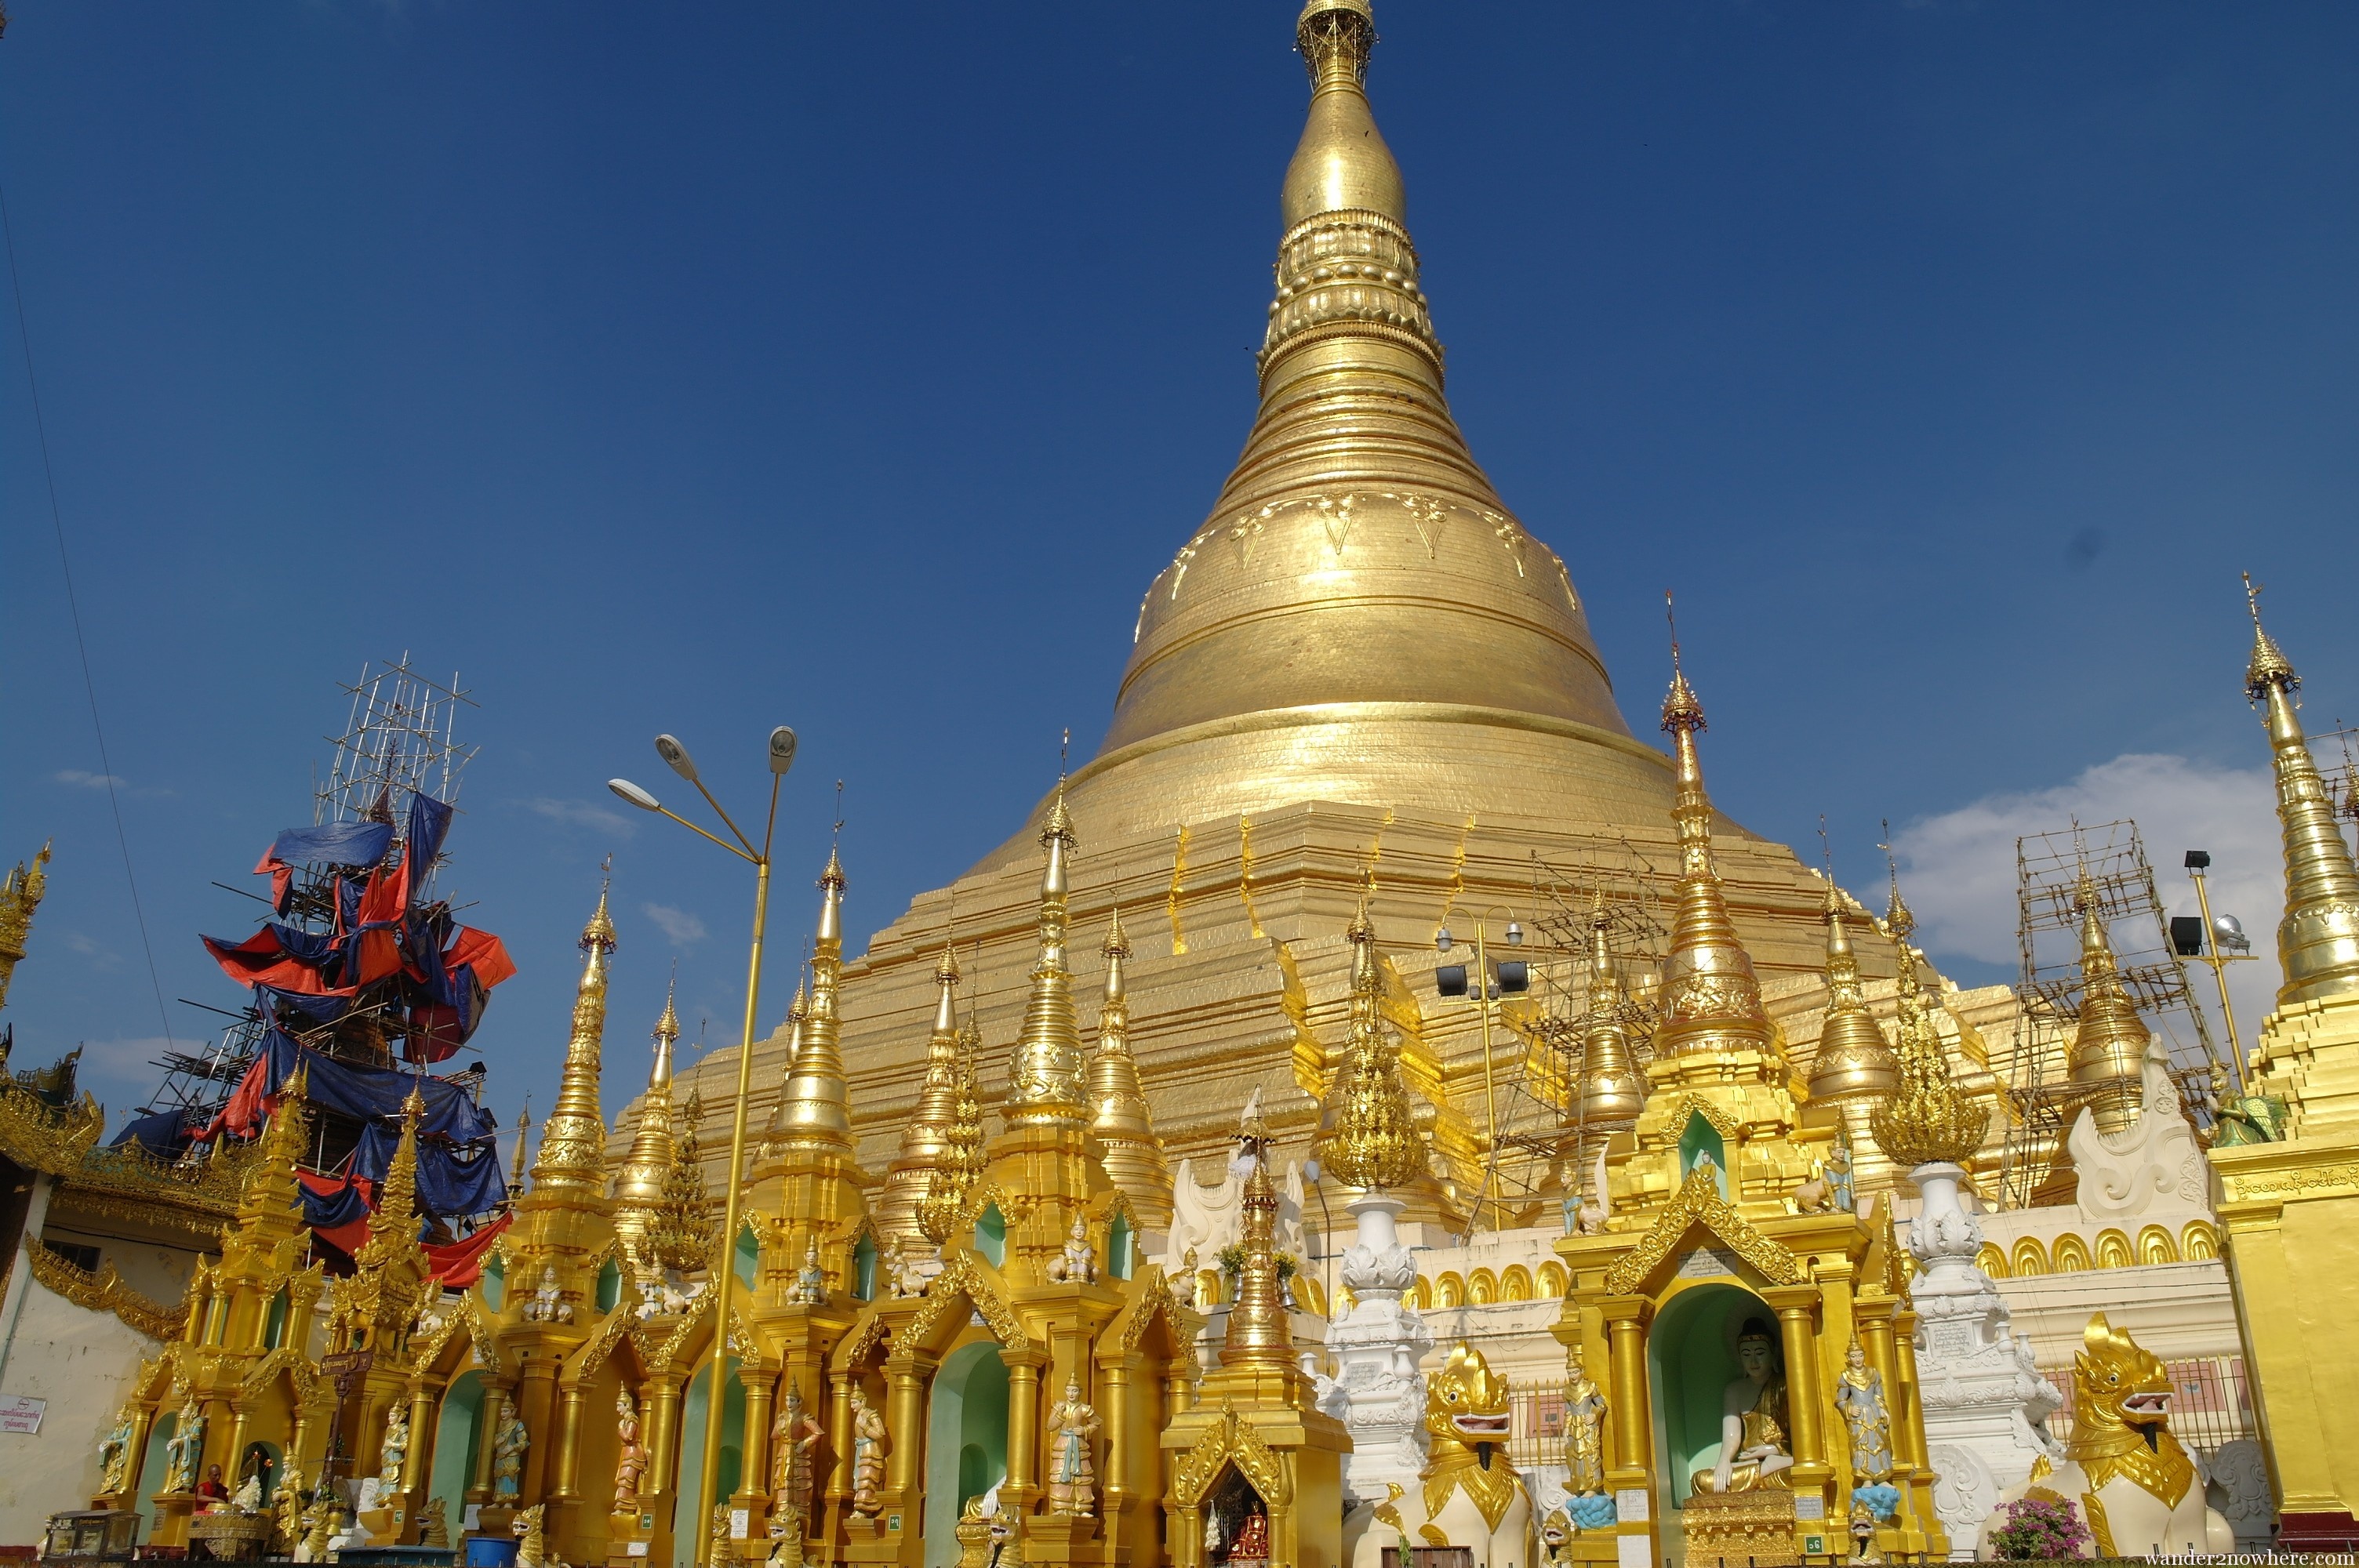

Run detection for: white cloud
[[60, 931, 121, 969], [1892, 753, 2289, 1048], [525, 797, 634, 836], [644, 902, 708, 948], [53, 769, 125, 789]]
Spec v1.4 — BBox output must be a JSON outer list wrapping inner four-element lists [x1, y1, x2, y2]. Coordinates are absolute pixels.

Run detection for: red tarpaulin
[[423, 1210, 511, 1288]]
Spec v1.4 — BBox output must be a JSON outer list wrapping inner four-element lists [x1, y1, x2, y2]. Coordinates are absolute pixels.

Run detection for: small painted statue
[[614, 1391, 649, 1509], [162, 1394, 206, 1494], [1045, 1217, 1096, 1285], [492, 1395, 530, 1498], [849, 1386, 889, 1517], [1824, 1137, 1857, 1214], [1045, 1377, 1102, 1516], [786, 1239, 827, 1306], [1834, 1334, 1893, 1481], [1231, 1511, 1271, 1563], [1562, 1352, 1608, 1496], [96, 1402, 136, 1495], [523, 1264, 574, 1323], [772, 1384, 824, 1520], [378, 1400, 412, 1487], [419, 1497, 452, 1550]]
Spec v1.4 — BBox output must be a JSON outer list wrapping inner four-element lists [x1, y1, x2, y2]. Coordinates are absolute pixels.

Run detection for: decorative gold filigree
[[25, 1243, 189, 1340], [1601, 1166, 1801, 1297], [1318, 894, 1426, 1192], [900, 1251, 1031, 1353], [1171, 1400, 1292, 1510], [1114, 1268, 1198, 1352]]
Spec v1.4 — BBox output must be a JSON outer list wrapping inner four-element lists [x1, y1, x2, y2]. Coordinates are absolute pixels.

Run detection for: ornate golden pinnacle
[[1870, 874, 1987, 1171], [1318, 898, 1423, 1192]]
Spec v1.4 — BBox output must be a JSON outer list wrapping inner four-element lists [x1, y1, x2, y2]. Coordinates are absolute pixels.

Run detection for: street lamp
[[2175, 850, 2256, 1091], [609, 724, 795, 1562], [1432, 904, 1531, 1214]]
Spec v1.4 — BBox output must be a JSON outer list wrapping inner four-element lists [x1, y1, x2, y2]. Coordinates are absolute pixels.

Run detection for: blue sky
[[3, 2, 2354, 1126]]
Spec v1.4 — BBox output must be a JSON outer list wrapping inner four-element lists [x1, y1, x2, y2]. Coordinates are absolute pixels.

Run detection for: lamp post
[[611, 725, 796, 1565], [2179, 850, 2257, 1091], [1433, 904, 1528, 1232]]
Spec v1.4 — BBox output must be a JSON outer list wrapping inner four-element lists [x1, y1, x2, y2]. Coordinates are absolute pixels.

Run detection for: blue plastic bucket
[[466, 1537, 521, 1568]]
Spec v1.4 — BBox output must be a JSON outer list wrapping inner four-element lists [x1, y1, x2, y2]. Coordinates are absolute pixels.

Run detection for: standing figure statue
[[379, 1401, 412, 1489], [1833, 1335, 1893, 1481], [849, 1387, 889, 1517], [1691, 1319, 1793, 1495], [613, 1392, 649, 1510], [492, 1396, 530, 1499], [772, 1385, 824, 1524], [1044, 1378, 1102, 1516], [1562, 1352, 1608, 1497], [162, 1394, 207, 1494], [96, 1402, 136, 1495]]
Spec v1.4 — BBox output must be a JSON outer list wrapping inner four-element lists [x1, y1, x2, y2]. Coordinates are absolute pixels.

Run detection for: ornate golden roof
[[2243, 577, 2359, 1007], [1089, 909, 1172, 1224], [0, 840, 50, 1013], [987, 0, 1669, 865]]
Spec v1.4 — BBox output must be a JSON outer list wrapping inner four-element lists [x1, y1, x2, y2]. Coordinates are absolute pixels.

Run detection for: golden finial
[[1319, 896, 1425, 1192], [1659, 590, 1705, 735], [507, 1101, 530, 1203], [2238, 577, 2359, 1007], [584, 859, 617, 949], [1091, 909, 1172, 1225], [883, 945, 976, 1242], [1870, 860, 1988, 1171]]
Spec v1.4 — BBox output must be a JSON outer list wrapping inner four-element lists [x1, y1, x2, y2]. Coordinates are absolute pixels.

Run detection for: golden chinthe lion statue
[[1347, 1341, 1532, 1568], [1976, 1313, 2232, 1558]]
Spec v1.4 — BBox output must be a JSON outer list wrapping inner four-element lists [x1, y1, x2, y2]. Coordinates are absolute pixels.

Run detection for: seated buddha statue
[[1691, 1319, 1794, 1496]]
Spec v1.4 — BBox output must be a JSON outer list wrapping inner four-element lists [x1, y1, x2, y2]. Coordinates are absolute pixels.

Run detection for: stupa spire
[[531, 884, 614, 1192], [1220, 1130, 1299, 1374], [881, 946, 972, 1240], [357, 1088, 426, 1270], [612, 978, 682, 1267], [1808, 864, 1902, 1190], [2243, 576, 2359, 1006], [1652, 630, 1777, 1065], [2067, 872, 2150, 1132], [1057, 0, 1642, 848], [1575, 888, 1646, 1129], [775, 855, 854, 1152], [1090, 909, 1172, 1225], [1005, 774, 1089, 1126]]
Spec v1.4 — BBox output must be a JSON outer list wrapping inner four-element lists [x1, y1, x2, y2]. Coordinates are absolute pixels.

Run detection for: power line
[[0, 173, 177, 1053]]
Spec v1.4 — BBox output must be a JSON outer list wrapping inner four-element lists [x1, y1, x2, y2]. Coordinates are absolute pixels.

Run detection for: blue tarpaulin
[[251, 1030, 499, 1145], [111, 1107, 191, 1157], [268, 822, 394, 869], [353, 1120, 508, 1214]]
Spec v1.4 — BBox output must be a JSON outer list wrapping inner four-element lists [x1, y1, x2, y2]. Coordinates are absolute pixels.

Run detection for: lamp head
[[1505, 920, 1524, 946], [2184, 849, 2212, 870], [654, 735, 699, 783], [2213, 913, 2252, 953], [1435, 926, 1453, 953], [608, 779, 663, 813], [769, 726, 799, 776]]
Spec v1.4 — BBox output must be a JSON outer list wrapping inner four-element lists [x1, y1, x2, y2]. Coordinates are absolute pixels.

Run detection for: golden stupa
[[664, 0, 1968, 1221]]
